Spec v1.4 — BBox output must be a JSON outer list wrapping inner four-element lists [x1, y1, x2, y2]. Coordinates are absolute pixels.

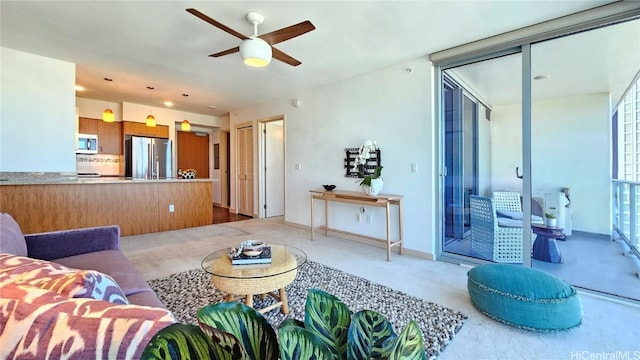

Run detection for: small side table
[[532, 225, 564, 263], [201, 245, 307, 314]]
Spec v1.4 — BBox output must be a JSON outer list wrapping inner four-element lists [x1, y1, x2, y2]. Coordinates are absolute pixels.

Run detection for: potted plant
[[142, 288, 427, 359], [359, 165, 384, 196], [352, 140, 384, 196], [545, 213, 557, 227]]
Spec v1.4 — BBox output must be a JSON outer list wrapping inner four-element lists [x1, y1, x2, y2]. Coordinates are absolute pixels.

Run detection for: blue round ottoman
[[467, 264, 582, 331]]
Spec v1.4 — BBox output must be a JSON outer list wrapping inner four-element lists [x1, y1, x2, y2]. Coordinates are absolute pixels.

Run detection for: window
[[617, 76, 640, 181]]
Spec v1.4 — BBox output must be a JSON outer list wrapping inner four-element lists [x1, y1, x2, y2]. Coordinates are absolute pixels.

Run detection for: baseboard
[[283, 221, 434, 261]]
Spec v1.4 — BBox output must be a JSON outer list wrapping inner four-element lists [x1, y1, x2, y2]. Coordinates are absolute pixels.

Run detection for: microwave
[[77, 134, 98, 154]]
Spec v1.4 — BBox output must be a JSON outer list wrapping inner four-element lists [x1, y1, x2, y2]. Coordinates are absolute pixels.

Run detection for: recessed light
[[533, 74, 551, 80], [164, 101, 173, 107], [75, 85, 85, 91], [207, 105, 217, 109]]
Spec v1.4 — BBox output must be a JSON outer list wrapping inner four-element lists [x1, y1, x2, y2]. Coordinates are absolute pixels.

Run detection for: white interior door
[[265, 120, 284, 217]]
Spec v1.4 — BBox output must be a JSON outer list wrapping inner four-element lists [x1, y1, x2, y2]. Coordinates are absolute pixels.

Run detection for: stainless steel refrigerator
[[125, 136, 173, 179]]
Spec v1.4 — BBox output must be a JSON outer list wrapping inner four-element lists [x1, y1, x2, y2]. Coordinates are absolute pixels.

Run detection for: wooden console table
[[310, 190, 403, 261]]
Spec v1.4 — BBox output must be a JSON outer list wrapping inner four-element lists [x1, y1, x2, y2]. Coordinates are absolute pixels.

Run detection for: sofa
[[0, 212, 176, 359]]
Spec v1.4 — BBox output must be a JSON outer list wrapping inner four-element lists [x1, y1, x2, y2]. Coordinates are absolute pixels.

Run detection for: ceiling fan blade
[[186, 8, 249, 40], [210, 47, 240, 57], [259, 20, 315, 45], [272, 47, 302, 67]]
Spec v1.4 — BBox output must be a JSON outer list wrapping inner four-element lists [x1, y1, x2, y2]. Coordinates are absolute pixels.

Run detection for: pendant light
[[102, 78, 114, 122], [181, 93, 191, 131], [145, 86, 156, 127]]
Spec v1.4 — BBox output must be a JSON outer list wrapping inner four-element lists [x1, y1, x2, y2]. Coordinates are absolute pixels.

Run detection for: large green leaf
[[197, 302, 279, 360], [388, 321, 427, 360], [198, 321, 249, 359], [304, 289, 352, 359], [278, 322, 336, 360], [279, 318, 305, 330], [141, 323, 220, 360], [346, 310, 397, 359]]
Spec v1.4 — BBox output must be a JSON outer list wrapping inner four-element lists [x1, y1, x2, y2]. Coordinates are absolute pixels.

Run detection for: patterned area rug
[[148, 260, 466, 358]]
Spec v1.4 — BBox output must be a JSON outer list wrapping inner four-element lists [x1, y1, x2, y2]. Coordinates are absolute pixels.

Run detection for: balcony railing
[[612, 179, 640, 258]]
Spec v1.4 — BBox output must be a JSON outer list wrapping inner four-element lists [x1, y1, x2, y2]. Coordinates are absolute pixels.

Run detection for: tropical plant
[[141, 288, 426, 360], [544, 213, 556, 219], [351, 140, 379, 171], [357, 165, 383, 187]]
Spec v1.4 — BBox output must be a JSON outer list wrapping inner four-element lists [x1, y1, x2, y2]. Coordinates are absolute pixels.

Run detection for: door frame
[[220, 129, 230, 209], [258, 116, 286, 218]]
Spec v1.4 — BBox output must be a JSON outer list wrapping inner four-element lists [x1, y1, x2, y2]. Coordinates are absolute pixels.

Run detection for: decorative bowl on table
[[240, 240, 265, 257], [322, 184, 336, 191]]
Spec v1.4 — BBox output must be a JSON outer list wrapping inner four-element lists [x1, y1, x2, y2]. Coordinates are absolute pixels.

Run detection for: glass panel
[[530, 19, 640, 301], [442, 53, 523, 263]]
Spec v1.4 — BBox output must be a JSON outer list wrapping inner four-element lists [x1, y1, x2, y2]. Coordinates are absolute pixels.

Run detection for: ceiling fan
[[186, 8, 316, 67]]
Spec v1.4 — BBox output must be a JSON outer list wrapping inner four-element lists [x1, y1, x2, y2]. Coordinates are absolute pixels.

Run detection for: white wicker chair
[[469, 195, 523, 263], [493, 191, 545, 223], [492, 191, 522, 212]]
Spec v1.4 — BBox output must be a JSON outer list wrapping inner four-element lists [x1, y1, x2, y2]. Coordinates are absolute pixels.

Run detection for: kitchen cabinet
[[97, 121, 122, 154], [78, 117, 98, 135], [122, 121, 169, 138], [78, 117, 122, 154]]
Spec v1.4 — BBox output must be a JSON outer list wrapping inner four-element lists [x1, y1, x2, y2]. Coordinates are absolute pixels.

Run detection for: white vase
[[546, 218, 557, 227], [362, 178, 383, 196]]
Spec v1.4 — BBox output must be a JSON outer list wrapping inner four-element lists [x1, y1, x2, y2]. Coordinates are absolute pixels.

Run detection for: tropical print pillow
[[0, 281, 175, 359], [0, 253, 128, 304]]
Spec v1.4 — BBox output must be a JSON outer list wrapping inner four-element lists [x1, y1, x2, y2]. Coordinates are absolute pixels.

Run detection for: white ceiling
[[0, 0, 624, 117], [450, 18, 640, 107]]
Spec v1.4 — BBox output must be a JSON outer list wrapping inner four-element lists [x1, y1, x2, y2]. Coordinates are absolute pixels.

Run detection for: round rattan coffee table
[[201, 244, 307, 314]]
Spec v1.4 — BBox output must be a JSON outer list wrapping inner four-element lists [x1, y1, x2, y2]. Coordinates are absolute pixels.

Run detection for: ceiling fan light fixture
[[102, 108, 115, 122], [240, 37, 272, 67]]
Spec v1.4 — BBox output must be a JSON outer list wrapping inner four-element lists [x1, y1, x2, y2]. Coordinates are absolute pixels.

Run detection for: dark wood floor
[[213, 205, 252, 224]]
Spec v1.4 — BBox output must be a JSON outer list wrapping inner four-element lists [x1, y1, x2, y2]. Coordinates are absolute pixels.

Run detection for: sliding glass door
[[529, 19, 640, 301], [443, 79, 478, 244], [437, 16, 640, 301], [441, 53, 523, 262]]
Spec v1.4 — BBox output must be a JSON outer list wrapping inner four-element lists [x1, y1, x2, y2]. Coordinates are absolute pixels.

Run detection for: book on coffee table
[[231, 246, 272, 265]]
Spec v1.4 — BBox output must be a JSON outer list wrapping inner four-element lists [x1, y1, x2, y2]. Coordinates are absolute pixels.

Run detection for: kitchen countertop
[[0, 172, 213, 185]]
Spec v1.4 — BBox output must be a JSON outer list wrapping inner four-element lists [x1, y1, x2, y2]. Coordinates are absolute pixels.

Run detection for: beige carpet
[[121, 218, 640, 360]]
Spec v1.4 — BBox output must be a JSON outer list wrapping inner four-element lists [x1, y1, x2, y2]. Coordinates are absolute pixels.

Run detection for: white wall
[[77, 97, 122, 122], [230, 59, 437, 256], [491, 93, 611, 234], [1, 47, 76, 172]]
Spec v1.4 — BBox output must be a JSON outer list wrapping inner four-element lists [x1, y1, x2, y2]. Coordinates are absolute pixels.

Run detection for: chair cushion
[[497, 210, 544, 224], [497, 218, 523, 228], [0, 213, 28, 257], [467, 263, 582, 331], [496, 210, 523, 220], [0, 253, 128, 304]]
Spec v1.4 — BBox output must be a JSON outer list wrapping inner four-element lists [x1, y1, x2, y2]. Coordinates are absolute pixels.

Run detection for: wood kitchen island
[[0, 178, 213, 236]]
